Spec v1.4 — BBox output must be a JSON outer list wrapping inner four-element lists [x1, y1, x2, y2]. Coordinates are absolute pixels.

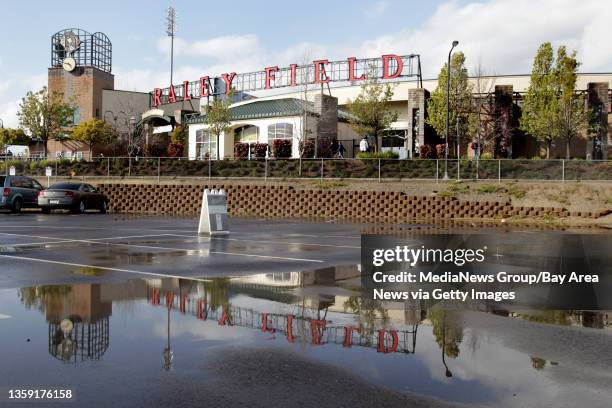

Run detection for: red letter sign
[[343, 326, 361, 347], [348, 57, 365, 81], [313, 59, 330, 84], [265, 66, 279, 89], [223, 72, 237, 94], [290, 64, 297, 87], [377, 330, 399, 353], [218, 307, 232, 326], [382, 54, 404, 79], [168, 85, 177, 103], [199, 76, 211, 98], [152, 88, 162, 107], [286, 315, 295, 343], [183, 81, 191, 101], [310, 319, 326, 344]]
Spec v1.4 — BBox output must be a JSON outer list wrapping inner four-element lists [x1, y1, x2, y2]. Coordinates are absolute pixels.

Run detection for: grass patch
[[312, 180, 348, 190], [505, 183, 526, 199], [476, 184, 505, 194]]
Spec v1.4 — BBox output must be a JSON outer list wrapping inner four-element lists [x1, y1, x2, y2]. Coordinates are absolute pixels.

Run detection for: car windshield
[[49, 183, 81, 191], [0, 176, 5, 186]]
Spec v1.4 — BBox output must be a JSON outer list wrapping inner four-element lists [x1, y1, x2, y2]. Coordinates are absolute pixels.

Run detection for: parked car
[[38, 183, 108, 214], [0, 175, 45, 213]]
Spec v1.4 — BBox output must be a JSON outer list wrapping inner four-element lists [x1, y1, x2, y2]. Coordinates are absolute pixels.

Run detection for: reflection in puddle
[[4, 265, 612, 407]]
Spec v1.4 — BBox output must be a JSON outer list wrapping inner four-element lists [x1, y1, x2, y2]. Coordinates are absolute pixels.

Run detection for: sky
[[0, 0, 611, 128]]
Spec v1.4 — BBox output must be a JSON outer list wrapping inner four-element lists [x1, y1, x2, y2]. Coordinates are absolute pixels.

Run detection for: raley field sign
[[151, 54, 421, 107]]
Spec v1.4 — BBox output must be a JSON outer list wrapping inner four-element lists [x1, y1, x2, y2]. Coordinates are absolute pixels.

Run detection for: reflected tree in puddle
[[428, 307, 464, 361], [19, 285, 72, 313]]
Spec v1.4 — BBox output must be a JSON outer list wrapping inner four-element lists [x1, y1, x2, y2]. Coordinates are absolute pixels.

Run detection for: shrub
[[419, 144, 436, 159], [435, 144, 446, 159], [300, 139, 315, 158], [531, 155, 541, 160], [480, 152, 494, 160], [170, 126, 186, 145], [253, 143, 268, 158], [234, 142, 249, 159], [356, 151, 399, 159], [272, 139, 292, 158], [167, 143, 184, 157]]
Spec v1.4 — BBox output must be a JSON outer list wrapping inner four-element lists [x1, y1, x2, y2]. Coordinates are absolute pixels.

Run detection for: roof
[[185, 98, 352, 124]]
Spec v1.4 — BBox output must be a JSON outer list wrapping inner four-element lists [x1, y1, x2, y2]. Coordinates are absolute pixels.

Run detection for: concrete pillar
[[407, 88, 428, 158], [586, 82, 609, 160]]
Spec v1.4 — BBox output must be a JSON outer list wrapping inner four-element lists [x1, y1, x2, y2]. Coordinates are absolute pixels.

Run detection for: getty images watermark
[[361, 233, 610, 309]]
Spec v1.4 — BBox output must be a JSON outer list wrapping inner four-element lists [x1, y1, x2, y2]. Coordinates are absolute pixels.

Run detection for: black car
[[1, 175, 45, 213], [38, 183, 108, 214]]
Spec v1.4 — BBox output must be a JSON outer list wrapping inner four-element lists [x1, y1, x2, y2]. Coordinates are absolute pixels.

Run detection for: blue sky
[[1, 0, 611, 127]]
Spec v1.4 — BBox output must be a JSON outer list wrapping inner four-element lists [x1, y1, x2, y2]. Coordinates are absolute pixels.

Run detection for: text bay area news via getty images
[[366, 243, 601, 305]]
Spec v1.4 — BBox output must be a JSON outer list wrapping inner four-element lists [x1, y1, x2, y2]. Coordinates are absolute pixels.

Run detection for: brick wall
[[97, 183, 606, 221]]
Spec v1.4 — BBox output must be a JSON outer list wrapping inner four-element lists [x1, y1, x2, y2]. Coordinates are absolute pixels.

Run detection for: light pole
[[166, 7, 176, 87], [0, 118, 4, 128], [443, 40, 459, 180]]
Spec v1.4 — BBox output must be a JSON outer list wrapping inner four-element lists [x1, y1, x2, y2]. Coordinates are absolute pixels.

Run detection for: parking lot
[[0, 213, 362, 288]]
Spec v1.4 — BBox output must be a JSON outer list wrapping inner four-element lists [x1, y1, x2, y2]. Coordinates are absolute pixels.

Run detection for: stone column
[[314, 94, 338, 156], [586, 82, 609, 160], [407, 88, 428, 158]]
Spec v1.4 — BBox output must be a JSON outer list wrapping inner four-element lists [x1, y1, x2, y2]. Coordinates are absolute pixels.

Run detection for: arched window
[[267, 123, 293, 145], [234, 125, 259, 143]]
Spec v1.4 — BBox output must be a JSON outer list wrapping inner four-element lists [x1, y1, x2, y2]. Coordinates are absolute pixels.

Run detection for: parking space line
[[0, 232, 174, 245], [0, 254, 212, 282], [1, 236, 324, 263], [166, 234, 361, 249]]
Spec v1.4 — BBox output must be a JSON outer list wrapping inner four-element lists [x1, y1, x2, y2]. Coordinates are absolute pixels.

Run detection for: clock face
[[63, 57, 76, 72]]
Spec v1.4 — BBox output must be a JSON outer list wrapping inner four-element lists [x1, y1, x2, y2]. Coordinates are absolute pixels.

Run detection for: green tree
[[203, 95, 233, 159], [70, 119, 116, 159], [346, 70, 398, 151], [0, 128, 29, 154], [17, 87, 75, 158], [554, 46, 590, 159], [520, 43, 558, 159], [426, 52, 474, 156]]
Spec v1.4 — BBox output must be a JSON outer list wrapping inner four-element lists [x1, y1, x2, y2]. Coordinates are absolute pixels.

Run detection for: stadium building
[[44, 28, 612, 160]]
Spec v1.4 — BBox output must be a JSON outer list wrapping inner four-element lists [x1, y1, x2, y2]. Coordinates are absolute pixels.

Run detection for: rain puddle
[[0, 265, 611, 407]]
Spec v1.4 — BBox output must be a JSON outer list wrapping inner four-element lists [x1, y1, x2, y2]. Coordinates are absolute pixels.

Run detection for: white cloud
[[353, 0, 612, 77], [0, 99, 21, 128], [157, 34, 261, 60]]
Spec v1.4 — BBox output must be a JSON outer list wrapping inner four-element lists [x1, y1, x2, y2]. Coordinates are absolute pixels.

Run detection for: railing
[[1, 156, 612, 182]]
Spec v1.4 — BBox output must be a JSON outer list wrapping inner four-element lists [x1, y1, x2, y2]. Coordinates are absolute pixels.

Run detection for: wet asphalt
[[0, 212, 362, 288]]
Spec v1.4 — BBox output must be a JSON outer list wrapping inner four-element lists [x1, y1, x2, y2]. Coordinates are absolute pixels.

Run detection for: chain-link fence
[[1, 156, 611, 182]]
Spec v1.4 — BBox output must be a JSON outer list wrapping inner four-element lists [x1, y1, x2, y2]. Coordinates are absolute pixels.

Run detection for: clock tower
[[48, 28, 114, 124]]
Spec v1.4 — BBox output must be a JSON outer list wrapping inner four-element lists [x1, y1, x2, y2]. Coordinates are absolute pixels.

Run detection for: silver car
[[38, 183, 108, 214], [1, 175, 44, 213]]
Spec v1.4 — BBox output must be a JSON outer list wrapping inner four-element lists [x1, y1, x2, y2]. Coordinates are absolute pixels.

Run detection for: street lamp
[[443, 40, 459, 180]]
